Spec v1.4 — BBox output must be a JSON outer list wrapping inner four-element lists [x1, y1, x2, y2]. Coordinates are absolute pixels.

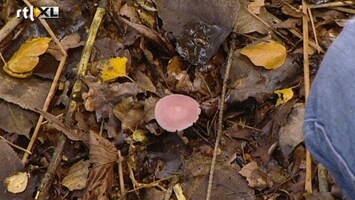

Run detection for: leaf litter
[[0, 0, 353, 199]]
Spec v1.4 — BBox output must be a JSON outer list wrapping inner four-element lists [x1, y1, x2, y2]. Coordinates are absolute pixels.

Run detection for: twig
[[206, 37, 236, 200], [118, 151, 126, 200], [36, 3, 105, 200], [21, 0, 68, 165], [307, 7, 320, 54], [22, 55, 67, 164], [245, 8, 291, 44], [302, 1, 313, 195], [318, 163, 329, 192], [270, 14, 325, 53], [0, 16, 23, 44], [34, 134, 66, 200], [0, 136, 32, 154], [331, 7, 355, 14], [309, 0, 355, 9]]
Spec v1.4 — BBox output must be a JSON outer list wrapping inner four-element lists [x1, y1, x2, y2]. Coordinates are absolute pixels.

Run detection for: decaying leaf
[[155, 0, 240, 64], [0, 139, 33, 199], [82, 76, 142, 120], [5, 172, 28, 194], [240, 40, 287, 69], [248, 0, 265, 14], [3, 37, 51, 78], [62, 160, 90, 191], [278, 103, 305, 158], [0, 69, 51, 111], [47, 33, 84, 61], [84, 131, 118, 200], [132, 70, 156, 93], [132, 129, 149, 143], [181, 153, 255, 199], [275, 88, 294, 106], [113, 97, 144, 130], [239, 161, 273, 188], [0, 100, 38, 137], [227, 52, 301, 103], [101, 57, 128, 82]]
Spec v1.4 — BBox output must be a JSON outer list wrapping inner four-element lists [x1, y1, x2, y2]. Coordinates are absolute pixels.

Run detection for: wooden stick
[[307, 7, 321, 54], [0, 16, 23, 44], [206, 38, 236, 200], [310, 0, 355, 9], [21, 0, 68, 165], [302, 1, 313, 195]]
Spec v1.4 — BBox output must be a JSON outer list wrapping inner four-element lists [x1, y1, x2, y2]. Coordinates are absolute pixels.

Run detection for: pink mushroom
[[154, 94, 201, 132]]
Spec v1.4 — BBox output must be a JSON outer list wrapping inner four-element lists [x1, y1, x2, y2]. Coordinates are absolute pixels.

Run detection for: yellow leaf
[[4, 37, 51, 78], [5, 172, 28, 193], [275, 88, 294, 106], [132, 129, 148, 143], [240, 40, 287, 69], [101, 57, 128, 82]]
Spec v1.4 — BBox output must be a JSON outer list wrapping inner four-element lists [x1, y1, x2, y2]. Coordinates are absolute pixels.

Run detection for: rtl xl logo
[[16, 6, 59, 21]]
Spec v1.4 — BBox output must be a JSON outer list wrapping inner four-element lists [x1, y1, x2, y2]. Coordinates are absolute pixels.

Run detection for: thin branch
[[309, 0, 355, 9], [0, 136, 32, 154], [0, 16, 23, 44], [206, 38, 236, 200], [307, 7, 320, 54], [302, 0, 313, 195]]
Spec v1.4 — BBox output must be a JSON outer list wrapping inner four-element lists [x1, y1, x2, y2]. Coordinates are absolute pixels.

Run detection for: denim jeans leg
[[304, 18, 355, 199]]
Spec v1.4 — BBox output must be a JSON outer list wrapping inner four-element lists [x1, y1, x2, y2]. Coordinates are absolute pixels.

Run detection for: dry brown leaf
[[240, 40, 287, 69], [133, 70, 156, 93], [0, 140, 33, 199], [36, 109, 89, 144], [0, 100, 38, 137], [83, 131, 118, 200], [113, 97, 144, 130], [62, 160, 90, 191], [239, 161, 273, 188], [248, 0, 265, 14], [278, 103, 305, 158], [82, 76, 142, 120], [47, 33, 84, 61]]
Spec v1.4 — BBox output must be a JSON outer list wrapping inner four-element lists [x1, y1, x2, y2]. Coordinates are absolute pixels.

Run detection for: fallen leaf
[[0, 100, 38, 137], [133, 70, 156, 93], [47, 33, 84, 61], [240, 40, 287, 69], [181, 153, 255, 199], [278, 103, 305, 158], [144, 96, 159, 122], [101, 57, 128, 82], [3, 37, 51, 78], [0, 140, 33, 199], [248, 0, 265, 14], [36, 109, 89, 144], [0, 69, 51, 111], [227, 52, 301, 103], [62, 160, 90, 191], [82, 76, 142, 120], [132, 129, 148, 143], [83, 131, 118, 200], [155, 0, 240, 64], [275, 88, 294, 106], [113, 97, 144, 130], [5, 172, 28, 194], [239, 161, 273, 188]]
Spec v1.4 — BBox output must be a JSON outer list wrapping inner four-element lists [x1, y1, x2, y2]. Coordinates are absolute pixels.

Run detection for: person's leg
[[304, 18, 355, 199]]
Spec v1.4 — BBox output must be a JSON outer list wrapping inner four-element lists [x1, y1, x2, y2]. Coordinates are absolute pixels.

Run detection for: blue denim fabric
[[304, 19, 355, 199]]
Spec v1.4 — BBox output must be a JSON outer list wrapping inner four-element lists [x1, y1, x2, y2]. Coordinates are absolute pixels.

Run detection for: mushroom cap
[[154, 94, 201, 132]]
